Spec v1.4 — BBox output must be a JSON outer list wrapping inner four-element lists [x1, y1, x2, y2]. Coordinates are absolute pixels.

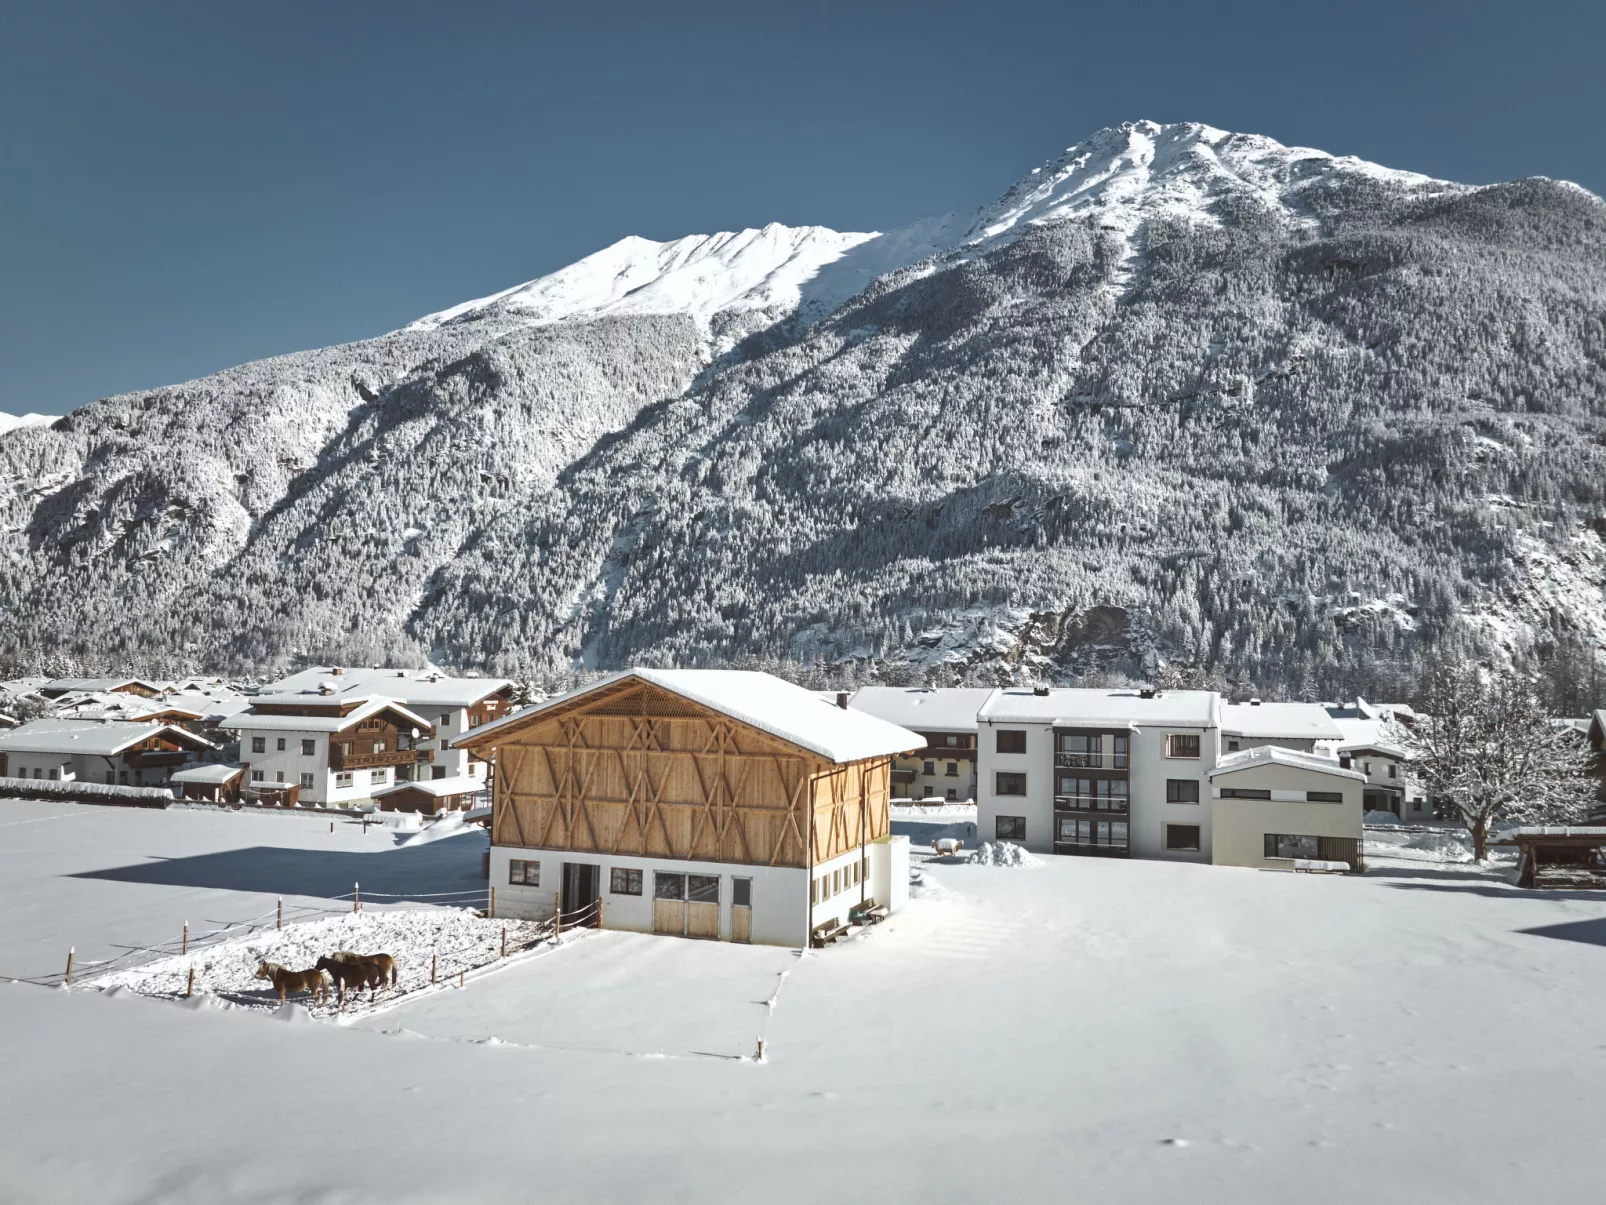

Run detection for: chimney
[[1139, 688, 1156, 700], [1249, 697, 1261, 707], [836, 692, 849, 709], [332, 667, 343, 677], [1033, 686, 1050, 697]]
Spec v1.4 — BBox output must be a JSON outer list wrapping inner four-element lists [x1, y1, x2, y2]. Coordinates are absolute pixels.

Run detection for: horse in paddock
[[315, 951, 398, 1004], [253, 961, 328, 1004]]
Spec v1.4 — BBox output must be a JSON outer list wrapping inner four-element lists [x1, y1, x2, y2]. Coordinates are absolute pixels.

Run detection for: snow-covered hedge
[[0, 776, 173, 806]]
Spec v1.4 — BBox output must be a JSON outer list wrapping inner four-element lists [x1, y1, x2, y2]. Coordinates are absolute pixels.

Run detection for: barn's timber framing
[[460, 676, 893, 870]]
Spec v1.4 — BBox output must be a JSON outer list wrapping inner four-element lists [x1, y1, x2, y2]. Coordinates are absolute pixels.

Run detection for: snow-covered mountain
[[0, 411, 52, 437], [1, 121, 1603, 695]]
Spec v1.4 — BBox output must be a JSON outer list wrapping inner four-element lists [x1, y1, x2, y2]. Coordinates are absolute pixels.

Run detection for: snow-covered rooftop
[[978, 688, 1220, 728], [220, 697, 433, 734], [374, 775, 484, 798], [169, 763, 246, 784], [1221, 702, 1344, 742], [1209, 745, 1366, 781], [845, 687, 994, 733], [0, 718, 211, 756], [463, 669, 922, 764], [255, 668, 511, 710], [39, 677, 162, 696]]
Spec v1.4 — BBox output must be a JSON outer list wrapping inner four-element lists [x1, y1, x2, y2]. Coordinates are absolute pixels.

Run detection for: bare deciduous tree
[[1409, 661, 1593, 861]]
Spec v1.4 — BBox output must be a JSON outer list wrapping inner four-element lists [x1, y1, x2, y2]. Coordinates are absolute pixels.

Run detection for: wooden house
[[169, 762, 246, 803], [374, 774, 484, 815], [454, 669, 921, 947]]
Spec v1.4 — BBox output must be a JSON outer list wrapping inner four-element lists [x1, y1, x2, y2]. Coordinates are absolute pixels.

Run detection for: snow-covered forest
[[1, 123, 1603, 697]]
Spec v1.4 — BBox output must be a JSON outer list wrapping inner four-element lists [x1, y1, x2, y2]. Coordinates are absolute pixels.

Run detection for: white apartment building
[[977, 687, 1364, 871], [0, 718, 212, 787], [844, 686, 993, 802]]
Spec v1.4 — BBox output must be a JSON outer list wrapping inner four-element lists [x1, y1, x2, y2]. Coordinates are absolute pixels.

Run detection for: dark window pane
[[732, 878, 752, 907], [654, 872, 686, 901], [687, 875, 720, 903]]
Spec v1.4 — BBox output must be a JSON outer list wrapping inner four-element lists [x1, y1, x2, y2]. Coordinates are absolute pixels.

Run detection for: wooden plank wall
[[487, 682, 893, 870]]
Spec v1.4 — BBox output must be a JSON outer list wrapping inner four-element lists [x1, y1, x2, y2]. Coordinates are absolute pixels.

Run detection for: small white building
[[843, 686, 993, 802], [0, 718, 213, 787], [1209, 746, 1366, 870], [1221, 700, 1345, 756], [1326, 699, 1426, 818]]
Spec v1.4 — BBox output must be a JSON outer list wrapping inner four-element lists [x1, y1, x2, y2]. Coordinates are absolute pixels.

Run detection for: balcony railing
[[1054, 795, 1129, 813], [124, 749, 189, 769], [1053, 753, 1129, 770], [329, 748, 436, 771]]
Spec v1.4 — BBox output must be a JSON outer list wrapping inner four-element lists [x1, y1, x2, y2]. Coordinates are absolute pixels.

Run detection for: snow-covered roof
[[978, 688, 1220, 728], [374, 774, 484, 798], [219, 696, 433, 734], [845, 687, 994, 733], [1501, 826, 1606, 839], [169, 763, 246, 784], [0, 719, 212, 756], [39, 677, 162, 696], [1221, 702, 1343, 741], [461, 669, 923, 764], [254, 667, 511, 709], [1209, 746, 1366, 781]]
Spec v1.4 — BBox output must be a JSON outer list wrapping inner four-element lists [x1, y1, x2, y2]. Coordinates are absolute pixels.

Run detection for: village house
[[36, 677, 163, 700], [251, 667, 514, 784], [1325, 699, 1426, 819], [843, 686, 992, 802], [169, 762, 246, 803], [374, 774, 483, 815], [454, 668, 920, 947], [976, 687, 1365, 871], [0, 718, 213, 787], [1221, 700, 1345, 756], [220, 692, 437, 807]]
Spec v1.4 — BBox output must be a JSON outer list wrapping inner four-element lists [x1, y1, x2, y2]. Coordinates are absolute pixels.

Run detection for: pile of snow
[[966, 841, 1044, 868], [1365, 825, 1482, 865], [83, 908, 551, 1018]]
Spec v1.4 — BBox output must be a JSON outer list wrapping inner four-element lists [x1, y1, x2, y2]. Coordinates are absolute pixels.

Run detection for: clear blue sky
[[3, 0, 1602, 414]]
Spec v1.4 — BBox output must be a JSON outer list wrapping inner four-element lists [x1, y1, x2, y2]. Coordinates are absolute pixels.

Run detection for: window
[[300, 773, 315, 790], [1388, 764, 1398, 779], [335, 772, 354, 789], [995, 772, 1027, 796], [1227, 739, 1241, 752], [1166, 734, 1201, 759], [301, 739, 316, 756], [945, 734, 958, 747], [374, 740, 386, 753], [656, 872, 686, 901], [339, 742, 352, 756], [432, 766, 446, 780], [832, 869, 842, 896], [996, 815, 1026, 841], [733, 878, 752, 908], [1220, 787, 1271, 799], [47, 768, 59, 781], [1166, 779, 1200, 804], [438, 713, 451, 727], [610, 867, 643, 895], [687, 874, 719, 904], [1057, 817, 1127, 847], [118, 771, 127, 784], [923, 760, 935, 776], [105, 771, 115, 784], [370, 769, 387, 785], [276, 738, 286, 752], [396, 766, 414, 782], [1364, 762, 1373, 775], [946, 761, 958, 777], [1165, 824, 1202, 851], [509, 859, 540, 886], [275, 771, 285, 783], [1264, 833, 1320, 860], [1306, 791, 1344, 804], [251, 769, 265, 782], [470, 713, 483, 728], [1411, 797, 1425, 813], [251, 737, 266, 754], [946, 788, 957, 801], [1057, 777, 1127, 809], [996, 729, 1027, 754]]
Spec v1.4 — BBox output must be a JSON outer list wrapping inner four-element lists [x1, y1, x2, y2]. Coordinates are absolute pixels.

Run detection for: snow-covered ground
[[5, 798, 1606, 1203]]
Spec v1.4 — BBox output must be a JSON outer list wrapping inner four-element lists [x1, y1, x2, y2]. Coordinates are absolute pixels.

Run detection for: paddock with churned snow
[[4, 798, 1606, 1204]]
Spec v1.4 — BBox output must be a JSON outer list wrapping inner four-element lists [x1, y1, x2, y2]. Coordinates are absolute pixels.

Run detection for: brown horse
[[315, 951, 398, 1004], [254, 960, 327, 1004]]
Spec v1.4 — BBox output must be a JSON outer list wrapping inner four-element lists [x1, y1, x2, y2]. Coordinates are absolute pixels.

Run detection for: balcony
[[329, 747, 435, 772], [1053, 752, 1129, 770], [1054, 795, 1129, 813], [124, 749, 190, 769]]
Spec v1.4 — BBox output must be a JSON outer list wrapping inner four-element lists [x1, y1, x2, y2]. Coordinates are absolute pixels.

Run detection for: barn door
[[686, 875, 720, 939], [731, 877, 752, 943], [653, 872, 687, 935], [562, 863, 601, 927]]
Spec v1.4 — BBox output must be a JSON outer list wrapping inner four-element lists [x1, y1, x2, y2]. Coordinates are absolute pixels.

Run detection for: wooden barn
[[454, 669, 921, 947]]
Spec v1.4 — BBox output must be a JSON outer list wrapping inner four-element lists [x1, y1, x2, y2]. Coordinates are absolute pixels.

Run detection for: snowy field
[[6, 799, 1606, 1203]]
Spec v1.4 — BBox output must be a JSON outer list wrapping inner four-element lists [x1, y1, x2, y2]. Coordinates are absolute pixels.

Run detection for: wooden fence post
[[354, 882, 360, 913], [459, 969, 464, 989], [431, 953, 437, 986], [187, 965, 195, 998], [598, 894, 604, 930], [756, 1037, 765, 1062], [276, 897, 282, 930], [489, 886, 495, 919], [64, 947, 74, 986], [554, 892, 563, 935], [182, 921, 188, 955]]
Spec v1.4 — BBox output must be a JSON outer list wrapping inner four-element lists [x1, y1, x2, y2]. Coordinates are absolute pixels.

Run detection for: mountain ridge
[[2, 121, 1603, 695]]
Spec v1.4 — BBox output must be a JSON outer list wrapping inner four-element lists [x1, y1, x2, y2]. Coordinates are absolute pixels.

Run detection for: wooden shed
[[1499, 827, 1606, 889], [374, 774, 485, 815], [454, 668, 921, 947], [169, 762, 245, 803]]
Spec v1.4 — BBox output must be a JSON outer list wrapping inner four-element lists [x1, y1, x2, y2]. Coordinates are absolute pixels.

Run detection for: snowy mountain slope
[[0, 411, 52, 437], [1, 121, 1603, 692]]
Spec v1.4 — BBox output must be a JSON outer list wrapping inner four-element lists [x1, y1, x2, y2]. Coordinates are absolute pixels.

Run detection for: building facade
[[845, 686, 993, 802], [457, 668, 920, 947], [0, 719, 212, 787]]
